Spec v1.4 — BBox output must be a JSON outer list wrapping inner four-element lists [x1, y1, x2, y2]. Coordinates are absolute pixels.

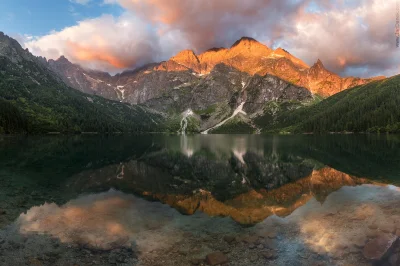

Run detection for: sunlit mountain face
[[1, 134, 400, 265], [49, 36, 383, 105]]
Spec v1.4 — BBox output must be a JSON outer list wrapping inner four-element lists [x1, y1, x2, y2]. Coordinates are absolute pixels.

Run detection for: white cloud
[[69, 0, 92, 5]]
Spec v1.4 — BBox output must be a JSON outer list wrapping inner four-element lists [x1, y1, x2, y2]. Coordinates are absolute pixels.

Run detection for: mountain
[[50, 36, 383, 103], [0, 32, 164, 134], [258, 75, 400, 133], [46, 36, 388, 133], [0, 32, 394, 135]]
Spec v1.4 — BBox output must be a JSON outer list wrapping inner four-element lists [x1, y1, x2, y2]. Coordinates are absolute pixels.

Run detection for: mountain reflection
[[1, 134, 398, 226], [67, 163, 375, 224], [2, 134, 400, 265]]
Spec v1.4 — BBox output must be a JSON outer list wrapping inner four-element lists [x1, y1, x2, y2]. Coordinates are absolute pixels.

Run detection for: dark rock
[[206, 251, 229, 265], [267, 231, 277, 239], [389, 253, 398, 266], [264, 239, 278, 250], [262, 250, 278, 260], [223, 236, 236, 244], [0, 209, 5, 215], [363, 234, 398, 261], [242, 235, 259, 244], [248, 243, 256, 249]]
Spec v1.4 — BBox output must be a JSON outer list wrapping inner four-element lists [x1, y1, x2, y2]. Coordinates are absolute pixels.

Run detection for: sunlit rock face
[[48, 36, 382, 110]]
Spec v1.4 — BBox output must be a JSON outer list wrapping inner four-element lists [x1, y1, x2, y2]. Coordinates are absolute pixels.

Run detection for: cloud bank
[[24, 0, 398, 77]]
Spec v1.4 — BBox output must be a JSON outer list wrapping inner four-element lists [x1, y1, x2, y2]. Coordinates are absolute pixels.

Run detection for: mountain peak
[[231, 37, 259, 48], [56, 55, 71, 63], [169, 49, 200, 71], [315, 59, 324, 67], [229, 37, 272, 58], [170, 49, 199, 62]]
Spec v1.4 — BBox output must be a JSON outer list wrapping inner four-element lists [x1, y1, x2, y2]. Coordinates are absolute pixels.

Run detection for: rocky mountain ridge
[[0, 31, 391, 134], [49, 36, 384, 103]]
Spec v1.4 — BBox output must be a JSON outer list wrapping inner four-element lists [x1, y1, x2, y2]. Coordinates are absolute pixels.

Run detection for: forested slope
[[256, 75, 400, 133], [0, 56, 165, 134]]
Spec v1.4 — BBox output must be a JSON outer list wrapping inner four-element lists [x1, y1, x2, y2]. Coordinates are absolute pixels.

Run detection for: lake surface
[[1, 134, 400, 265]]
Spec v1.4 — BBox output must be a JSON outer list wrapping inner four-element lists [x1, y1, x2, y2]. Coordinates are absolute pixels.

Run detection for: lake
[[0, 134, 400, 265]]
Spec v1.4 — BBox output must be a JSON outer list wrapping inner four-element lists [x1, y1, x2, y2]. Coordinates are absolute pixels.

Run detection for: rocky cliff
[[49, 36, 383, 104]]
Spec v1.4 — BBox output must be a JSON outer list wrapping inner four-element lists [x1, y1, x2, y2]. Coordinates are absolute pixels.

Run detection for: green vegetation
[[210, 116, 255, 134], [0, 56, 165, 134], [253, 100, 303, 129], [194, 104, 217, 116], [166, 114, 200, 133], [259, 75, 400, 133]]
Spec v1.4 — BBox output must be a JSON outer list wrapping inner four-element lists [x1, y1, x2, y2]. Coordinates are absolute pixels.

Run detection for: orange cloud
[[338, 56, 347, 67], [67, 40, 129, 69]]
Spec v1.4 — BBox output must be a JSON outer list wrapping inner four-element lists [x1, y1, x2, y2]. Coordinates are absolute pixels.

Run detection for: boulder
[[206, 251, 228, 265], [262, 250, 278, 260], [363, 234, 398, 261], [223, 236, 236, 244]]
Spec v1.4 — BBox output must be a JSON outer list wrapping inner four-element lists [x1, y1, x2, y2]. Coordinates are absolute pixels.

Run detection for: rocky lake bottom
[[1, 134, 400, 266]]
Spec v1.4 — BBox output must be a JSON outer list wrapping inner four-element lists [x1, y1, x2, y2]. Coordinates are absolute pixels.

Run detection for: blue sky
[[0, 0, 123, 36]]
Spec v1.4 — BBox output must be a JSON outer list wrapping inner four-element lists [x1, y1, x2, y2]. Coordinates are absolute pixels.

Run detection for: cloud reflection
[[18, 191, 134, 250]]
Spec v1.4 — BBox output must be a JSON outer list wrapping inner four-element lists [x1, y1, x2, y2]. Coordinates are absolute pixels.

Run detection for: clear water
[[1, 134, 400, 265]]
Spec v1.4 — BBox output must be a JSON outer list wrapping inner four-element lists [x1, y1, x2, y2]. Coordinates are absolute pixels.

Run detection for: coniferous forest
[[0, 56, 164, 134], [256, 75, 400, 134]]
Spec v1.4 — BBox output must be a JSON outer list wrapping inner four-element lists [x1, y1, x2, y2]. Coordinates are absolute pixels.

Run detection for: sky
[[0, 0, 398, 78]]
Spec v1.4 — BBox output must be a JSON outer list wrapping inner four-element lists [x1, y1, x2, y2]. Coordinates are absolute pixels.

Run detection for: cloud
[[113, 0, 307, 52], [24, 13, 163, 72], [281, 0, 399, 77], [23, 0, 399, 77], [69, 0, 92, 5]]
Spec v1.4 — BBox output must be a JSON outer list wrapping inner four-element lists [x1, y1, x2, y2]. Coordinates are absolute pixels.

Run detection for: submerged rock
[[206, 251, 229, 265], [223, 235, 236, 244], [262, 250, 278, 260], [363, 234, 398, 261]]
